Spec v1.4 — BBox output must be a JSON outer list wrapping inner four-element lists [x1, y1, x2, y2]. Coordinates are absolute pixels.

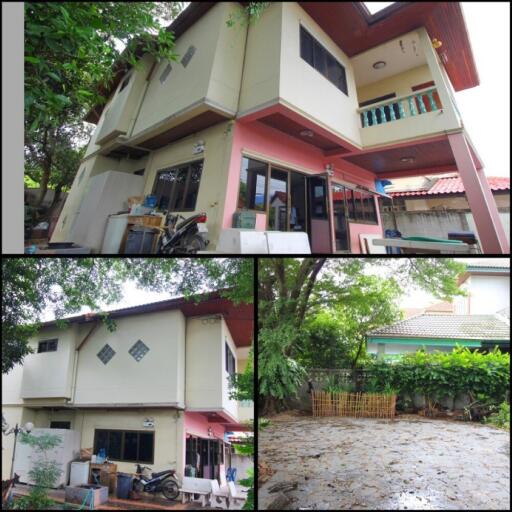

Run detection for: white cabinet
[[70, 461, 90, 486], [13, 428, 81, 488]]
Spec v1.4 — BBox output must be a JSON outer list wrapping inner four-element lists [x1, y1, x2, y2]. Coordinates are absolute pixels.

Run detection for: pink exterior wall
[[222, 119, 383, 253], [184, 412, 226, 440]]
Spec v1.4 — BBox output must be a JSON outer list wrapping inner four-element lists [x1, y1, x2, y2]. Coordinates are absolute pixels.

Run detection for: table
[[372, 238, 473, 254]]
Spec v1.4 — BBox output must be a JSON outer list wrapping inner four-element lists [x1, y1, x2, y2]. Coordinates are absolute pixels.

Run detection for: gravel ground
[[258, 413, 510, 510]]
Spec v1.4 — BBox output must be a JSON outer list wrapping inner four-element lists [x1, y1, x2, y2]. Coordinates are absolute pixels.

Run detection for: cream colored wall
[[221, 318, 238, 419], [185, 316, 223, 410], [132, 3, 240, 138], [75, 408, 184, 474], [357, 28, 463, 148], [20, 326, 77, 399], [2, 363, 24, 405], [142, 121, 234, 249], [238, 2, 281, 115], [357, 64, 432, 103], [74, 310, 186, 407], [279, 2, 362, 147]]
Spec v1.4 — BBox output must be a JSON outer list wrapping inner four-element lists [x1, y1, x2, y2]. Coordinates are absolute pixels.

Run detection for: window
[[153, 160, 203, 212], [225, 342, 236, 377], [181, 45, 196, 67], [300, 25, 347, 95], [238, 157, 267, 211], [94, 429, 154, 463], [333, 184, 378, 224], [38, 339, 58, 353], [50, 421, 70, 429], [97, 344, 116, 365], [309, 177, 328, 219], [160, 63, 172, 84], [129, 340, 149, 362]]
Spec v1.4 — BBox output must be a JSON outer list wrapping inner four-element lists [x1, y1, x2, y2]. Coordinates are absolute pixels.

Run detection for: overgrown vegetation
[[258, 258, 466, 415], [364, 347, 510, 418], [484, 402, 510, 430], [12, 432, 62, 510]]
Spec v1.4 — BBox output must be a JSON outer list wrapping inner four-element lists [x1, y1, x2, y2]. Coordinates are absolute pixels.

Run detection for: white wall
[[20, 326, 77, 399], [464, 275, 510, 314], [74, 310, 186, 406], [367, 342, 455, 355]]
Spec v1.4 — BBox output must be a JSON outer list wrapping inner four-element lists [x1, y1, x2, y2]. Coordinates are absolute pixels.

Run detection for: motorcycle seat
[[152, 470, 173, 478]]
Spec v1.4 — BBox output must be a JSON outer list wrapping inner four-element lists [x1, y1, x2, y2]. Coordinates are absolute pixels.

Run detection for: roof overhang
[[39, 291, 254, 348], [299, 2, 479, 92]]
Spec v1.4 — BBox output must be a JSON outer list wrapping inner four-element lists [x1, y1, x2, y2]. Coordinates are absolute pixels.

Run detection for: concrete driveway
[[259, 413, 510, 510]]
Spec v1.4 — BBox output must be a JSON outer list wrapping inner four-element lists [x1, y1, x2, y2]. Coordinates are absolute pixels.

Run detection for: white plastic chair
[[210, 479, 229, 509]]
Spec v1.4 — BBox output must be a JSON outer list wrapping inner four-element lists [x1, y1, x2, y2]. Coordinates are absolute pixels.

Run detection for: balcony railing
[[358, 87, 441, 128]]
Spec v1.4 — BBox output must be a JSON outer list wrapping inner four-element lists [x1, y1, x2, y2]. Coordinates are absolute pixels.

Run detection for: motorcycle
[[132, 464, 180, 501], [157, 211, 209, 254]]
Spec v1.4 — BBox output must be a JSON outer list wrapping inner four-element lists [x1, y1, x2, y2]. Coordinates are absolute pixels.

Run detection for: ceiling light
[[300, 129, 314, 138], [373, 61, 386, 69], [400, 156, 415, 163]]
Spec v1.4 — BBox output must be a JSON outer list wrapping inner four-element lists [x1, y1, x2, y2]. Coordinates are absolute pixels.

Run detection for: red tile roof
[[390, 177, 510, 197]]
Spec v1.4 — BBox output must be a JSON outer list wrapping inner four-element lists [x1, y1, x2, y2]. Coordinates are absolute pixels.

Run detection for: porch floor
[[11, 483, 215, 510]]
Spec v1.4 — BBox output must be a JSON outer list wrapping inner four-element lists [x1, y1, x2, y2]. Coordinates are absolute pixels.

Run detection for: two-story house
[[49, 2, 509, 254], [1, 292, 254, 482]]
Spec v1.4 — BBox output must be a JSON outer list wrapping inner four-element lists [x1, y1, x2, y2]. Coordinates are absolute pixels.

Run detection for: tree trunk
[[49, 184, 62, 211]]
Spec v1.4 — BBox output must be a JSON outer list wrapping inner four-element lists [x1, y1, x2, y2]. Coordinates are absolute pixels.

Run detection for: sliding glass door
[[268, 168, 288, 231]]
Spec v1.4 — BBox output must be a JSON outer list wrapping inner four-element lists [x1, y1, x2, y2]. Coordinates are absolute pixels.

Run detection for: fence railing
[[358, 86, 441, 128], [311, 390, 396, 419]]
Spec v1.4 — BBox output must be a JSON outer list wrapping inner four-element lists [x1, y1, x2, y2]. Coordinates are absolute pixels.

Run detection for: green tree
[[24, 2, 185, 204], [2, 258, 253, 374], [13, 432, 63, 510], [258, 258, 466, 414]]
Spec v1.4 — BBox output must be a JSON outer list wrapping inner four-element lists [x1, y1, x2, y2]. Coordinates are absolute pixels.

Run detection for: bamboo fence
[[311, 391, 396, 419]]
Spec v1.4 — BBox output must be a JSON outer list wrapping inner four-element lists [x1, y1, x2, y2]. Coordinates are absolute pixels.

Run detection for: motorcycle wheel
[[185, 234, 207, 253], [162, 479, 180, 501], [133, 480, 145, 494]]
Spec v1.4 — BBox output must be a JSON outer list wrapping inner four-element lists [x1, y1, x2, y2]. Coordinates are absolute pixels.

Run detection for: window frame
[[238, 157, 268, 213], [38, 338, 58, 353], [332, 182, 379, 225], [225, 342, 236, 377], [50, 421, 71, 429], [152, 159, 204, 212], [300, 25, 348, 95], [93, 429, 155, 464]]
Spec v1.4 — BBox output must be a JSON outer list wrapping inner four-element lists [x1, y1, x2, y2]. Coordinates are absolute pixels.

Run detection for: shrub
[[363, 347, 509, 410], [484, 402, 510, 430]]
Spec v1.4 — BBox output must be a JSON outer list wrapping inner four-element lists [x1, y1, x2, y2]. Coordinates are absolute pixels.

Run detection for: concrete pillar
[[448, 132, 509, 253]]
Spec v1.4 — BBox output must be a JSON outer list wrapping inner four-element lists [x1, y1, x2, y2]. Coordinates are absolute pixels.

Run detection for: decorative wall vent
[[181, 45, 196, 68], [129, 339, 150, 362], [97, 344, 116, 365], [159, 63, 172, 84]]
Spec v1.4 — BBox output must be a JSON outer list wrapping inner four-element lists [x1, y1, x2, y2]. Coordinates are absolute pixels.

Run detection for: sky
[[364, 2, 510, 178]]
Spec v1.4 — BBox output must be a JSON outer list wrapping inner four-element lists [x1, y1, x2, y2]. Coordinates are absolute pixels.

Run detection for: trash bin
[[124, 226, 158, 254], [116, 473, 133, 499]]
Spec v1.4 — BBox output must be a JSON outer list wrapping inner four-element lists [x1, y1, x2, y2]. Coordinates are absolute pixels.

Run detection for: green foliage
[[2, 258, 253, 374], [364, 347, 510, 405], [258, 323, 307, 400], [226, 2, 270, 27], [13, 433, 63, 509], [229, 349, 254, 402], [322, 375, 354, 393], [484, 402, 510, 430], [258, 418, 272, 429]]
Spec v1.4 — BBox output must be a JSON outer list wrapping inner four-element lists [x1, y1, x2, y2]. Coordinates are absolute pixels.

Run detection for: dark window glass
[[138, 433, 154, 463], [300, 25, 348, 95], [309, 177, 327, 219], [184, 161, 203, 209], [38, 339, 58, 353], [300, 26, 313, 66], [108, 431, 122, 460], [238, 157, 267, 211], [94, 430, 154, 463], [354, 191, 364, 220], [50, 421, 70, 429], [363, 193, 378, 223], [345, 188, 355, 219], [225, 342, 236, 377], [153, 160, 203, 212], [124, 432, 138, 461]]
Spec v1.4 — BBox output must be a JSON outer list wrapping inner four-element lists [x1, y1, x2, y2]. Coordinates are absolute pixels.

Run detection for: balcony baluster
[[416, 94, 427, 114], [408, 96, 418, 116], [379, 105, 387, 124], [427, 90, 438, 111]]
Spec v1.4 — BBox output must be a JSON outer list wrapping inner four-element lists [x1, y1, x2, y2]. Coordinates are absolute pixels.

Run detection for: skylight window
[[364, 2, 395, 15]]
